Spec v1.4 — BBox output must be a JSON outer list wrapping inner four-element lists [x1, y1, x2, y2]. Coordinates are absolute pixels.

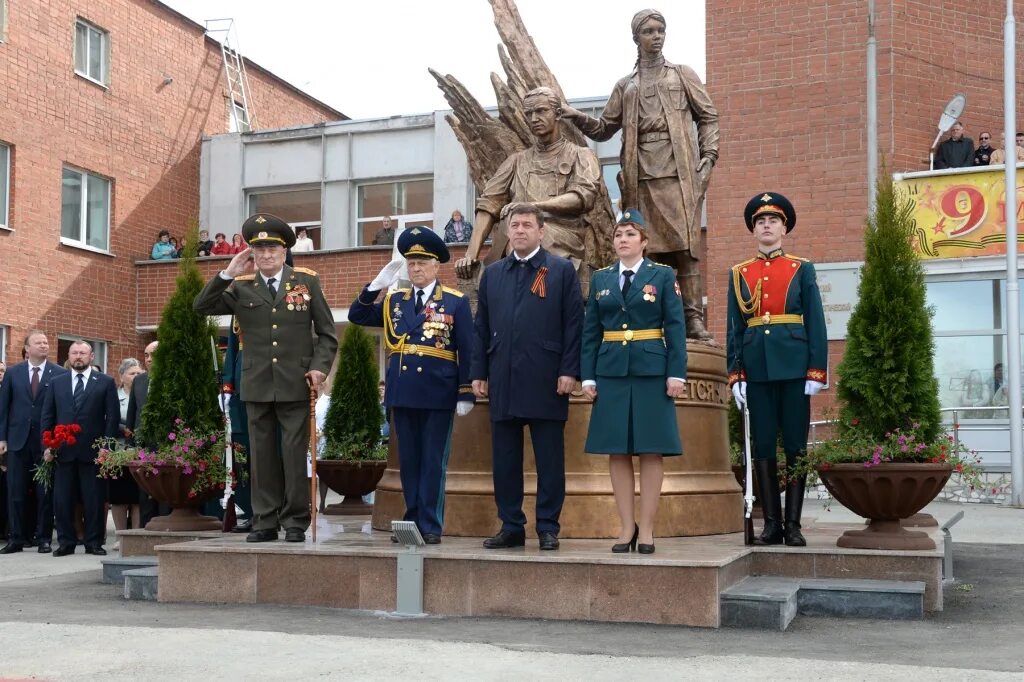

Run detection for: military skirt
[[584, 375, 682, 456]]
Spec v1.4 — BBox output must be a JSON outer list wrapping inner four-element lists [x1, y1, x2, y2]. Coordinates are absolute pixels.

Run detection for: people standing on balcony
[[990, 132, 1024, 165], [470, 203, 584, 552], [580, 209, 687, 555], [973, 131, 993, 166], [727, 193, 827, 548], [230, 233, 247, 254], [292, 226, 315, 252], [211, 233, 233, 256], [443, 210, 473, 244], [373, 216, 397, 246], [933, 122, 974, 169], [196, 230, 214, 257], [151, 230, 176, 260]]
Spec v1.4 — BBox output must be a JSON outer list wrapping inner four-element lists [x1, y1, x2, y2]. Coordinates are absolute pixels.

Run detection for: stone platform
[[153, 515, 944, 627]]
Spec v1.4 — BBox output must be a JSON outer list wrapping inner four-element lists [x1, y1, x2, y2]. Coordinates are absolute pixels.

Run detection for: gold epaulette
[[650, 261, 672, 268], [441, 286, 465, 298], [785, 254, 810, 262], [597, 264, 615, 272], [235, 274, 256, 281], [293, 266, 318, 275], [731, 257, 757, 271]]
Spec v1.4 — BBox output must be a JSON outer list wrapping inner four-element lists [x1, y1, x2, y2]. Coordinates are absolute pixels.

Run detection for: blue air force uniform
[[348, 228, 474, 538]]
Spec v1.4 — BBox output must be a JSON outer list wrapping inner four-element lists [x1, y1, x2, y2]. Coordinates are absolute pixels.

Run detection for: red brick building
[[0, 0, 343, 367]]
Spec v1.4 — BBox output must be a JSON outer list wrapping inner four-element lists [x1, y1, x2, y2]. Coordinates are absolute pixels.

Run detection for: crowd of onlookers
[[152, 210, 475, 260], [933, 122, 1024, 169]]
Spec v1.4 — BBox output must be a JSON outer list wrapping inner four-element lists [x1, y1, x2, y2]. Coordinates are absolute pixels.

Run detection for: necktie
[[622, 269, 634, 298], [415, 289, 425, 315], [267, 277, 278, 299], [31, 367, 40, 399], [73, 373, 85, 408]]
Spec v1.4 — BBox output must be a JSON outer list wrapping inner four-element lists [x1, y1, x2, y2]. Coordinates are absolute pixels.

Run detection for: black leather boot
[[784, 473, 808, 547], [753, 459, 784, 545]]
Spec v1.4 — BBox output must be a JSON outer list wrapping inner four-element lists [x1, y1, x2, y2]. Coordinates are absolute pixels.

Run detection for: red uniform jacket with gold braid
[[726, 249, 828, 386]]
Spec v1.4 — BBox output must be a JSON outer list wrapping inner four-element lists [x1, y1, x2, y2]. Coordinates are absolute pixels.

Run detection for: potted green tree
[[103, 223, 231, 531], [318, 323, 388, 514], [802, 173, 982, 550]]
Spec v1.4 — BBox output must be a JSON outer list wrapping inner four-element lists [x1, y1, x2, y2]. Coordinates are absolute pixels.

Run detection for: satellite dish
[[938, 93, 967, 133]]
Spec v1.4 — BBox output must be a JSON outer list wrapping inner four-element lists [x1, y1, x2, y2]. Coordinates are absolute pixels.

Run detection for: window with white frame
[[227, 100, 251, 133], [0, 142, 9, 230], [1, 0, 8, 43], [0, 325, 8, 364], [61, 166, 111, 251], [247, 188, 321, 248], [57, 336, 107, 372], [74, 18, 109, 85], [356, 179, 433, 245]]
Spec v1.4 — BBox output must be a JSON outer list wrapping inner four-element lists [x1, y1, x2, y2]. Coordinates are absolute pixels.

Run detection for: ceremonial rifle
[[742, 403, 755, 545]]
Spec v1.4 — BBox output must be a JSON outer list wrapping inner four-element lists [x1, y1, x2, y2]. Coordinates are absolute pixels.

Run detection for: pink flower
[[168, 432, 176, 441]]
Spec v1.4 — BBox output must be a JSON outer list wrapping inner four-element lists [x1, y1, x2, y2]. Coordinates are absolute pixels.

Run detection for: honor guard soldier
[[195, 214, 338, 543], [727, 193, 827, 547], [348, 227, 475, 544]]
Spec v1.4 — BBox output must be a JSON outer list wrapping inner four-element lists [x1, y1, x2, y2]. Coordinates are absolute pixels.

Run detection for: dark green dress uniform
[[581, 218, 687, 454], [726, 192, 827, 546], [194, 214, 338, 538]]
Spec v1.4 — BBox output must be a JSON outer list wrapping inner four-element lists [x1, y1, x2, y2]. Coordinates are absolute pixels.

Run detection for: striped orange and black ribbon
[[530, 266, 548, 298]]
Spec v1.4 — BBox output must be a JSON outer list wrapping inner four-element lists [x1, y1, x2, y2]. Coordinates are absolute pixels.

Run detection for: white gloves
[[805, 380, 825, 396], [732, 381, 747, 409], [456, 402, 474, 417], [369, 258, 404, 291], [218, 392, 231, 413]]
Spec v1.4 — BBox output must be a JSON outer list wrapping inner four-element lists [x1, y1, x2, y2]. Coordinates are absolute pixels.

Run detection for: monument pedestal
[[372, 343, 742, 538]]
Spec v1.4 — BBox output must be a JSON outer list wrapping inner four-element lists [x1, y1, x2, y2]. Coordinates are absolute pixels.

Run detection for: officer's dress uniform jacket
[[348, 281, 474, 536], [726, 249, 827, 460], [194, 264, 338, 532], [581, 259, 686, 455]]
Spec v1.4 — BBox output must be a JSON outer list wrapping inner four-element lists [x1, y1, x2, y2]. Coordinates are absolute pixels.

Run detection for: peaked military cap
[[398, 225, 450, 263], [744, 192, 796, 233], [617, 207, 647, 231], [242, 213, 297, 248]]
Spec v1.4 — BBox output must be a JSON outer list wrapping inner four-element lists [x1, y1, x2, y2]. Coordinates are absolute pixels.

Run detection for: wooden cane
[[309, 385, 318, 543]]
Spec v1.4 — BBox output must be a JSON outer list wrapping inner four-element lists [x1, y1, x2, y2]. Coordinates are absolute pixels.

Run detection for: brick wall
[[0, 0, 341, 368], [705, 0, 1024, 417]]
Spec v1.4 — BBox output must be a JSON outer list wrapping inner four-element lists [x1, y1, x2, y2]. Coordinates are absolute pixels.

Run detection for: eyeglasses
[[980, 136, 990, 140]]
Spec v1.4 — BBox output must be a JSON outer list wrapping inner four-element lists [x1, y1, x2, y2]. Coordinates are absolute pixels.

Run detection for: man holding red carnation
[[40, 340, 119, 556]]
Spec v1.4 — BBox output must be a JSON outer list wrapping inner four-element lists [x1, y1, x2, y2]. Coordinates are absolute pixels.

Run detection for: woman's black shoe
[[611, 524, 639, 553], [637, 543, 656, 555]]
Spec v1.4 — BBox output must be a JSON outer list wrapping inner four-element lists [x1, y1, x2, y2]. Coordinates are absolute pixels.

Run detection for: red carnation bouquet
[[35, 423, 82, 491]]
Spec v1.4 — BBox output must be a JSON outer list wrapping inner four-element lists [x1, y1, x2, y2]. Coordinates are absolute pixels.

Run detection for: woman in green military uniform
[[581, 209, 687, 554]]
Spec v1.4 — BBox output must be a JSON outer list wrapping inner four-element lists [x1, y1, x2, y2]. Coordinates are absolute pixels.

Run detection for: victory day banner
[[895, 169, 1024, 260]]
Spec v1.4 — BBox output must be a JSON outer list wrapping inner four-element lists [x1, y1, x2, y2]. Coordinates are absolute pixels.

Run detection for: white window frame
[[1, 0, 8, 44], [0, 325, 8, 364], [74, 18, 109, 87], [57, 335, 108, 373], [0, 141, 9, 230], [60, 165, 112, 254], [228, 100, 251, 133], [355, 178, 435, 245]]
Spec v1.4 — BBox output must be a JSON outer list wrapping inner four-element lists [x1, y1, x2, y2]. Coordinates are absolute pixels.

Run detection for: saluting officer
[[195, 214, 338, 543], [348, 227, 475, 544], [727, 193, 827, 547]]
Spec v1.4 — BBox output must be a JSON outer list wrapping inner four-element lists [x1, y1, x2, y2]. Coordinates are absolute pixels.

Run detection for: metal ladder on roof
[[205, 18, 255, 132]]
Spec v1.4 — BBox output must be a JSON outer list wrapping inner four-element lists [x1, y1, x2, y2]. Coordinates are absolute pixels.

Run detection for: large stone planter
[[128, 462, 221, 532], [817, 462, 953, 550], [317, 459, 386, 515]]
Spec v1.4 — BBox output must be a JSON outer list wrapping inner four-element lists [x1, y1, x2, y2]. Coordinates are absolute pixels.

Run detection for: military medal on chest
[[642, 284, 657, 302], [284, 284, 311, 311]]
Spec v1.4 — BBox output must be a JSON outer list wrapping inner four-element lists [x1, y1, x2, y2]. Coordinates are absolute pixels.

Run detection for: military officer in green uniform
[[726, 192, 827, 547], [581, 209, 687, 555], [195, 214, 338, 543]]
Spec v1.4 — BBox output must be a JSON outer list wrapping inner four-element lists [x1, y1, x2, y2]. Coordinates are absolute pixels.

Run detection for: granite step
[[721, 576, 925, 630], [123, 566, 159, 601], [100, 556, 158, 585]]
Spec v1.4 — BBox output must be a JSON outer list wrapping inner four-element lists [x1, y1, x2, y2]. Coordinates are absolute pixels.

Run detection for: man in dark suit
[[0, 331, 68, 553], [40, 339, 119, 556], [471, 203, 584, 550], [126, 340, 161, 526]]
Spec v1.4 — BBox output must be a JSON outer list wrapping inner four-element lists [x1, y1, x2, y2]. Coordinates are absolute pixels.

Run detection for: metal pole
[[866, 0, 878, 216], [1004, 0, 1024, 506]]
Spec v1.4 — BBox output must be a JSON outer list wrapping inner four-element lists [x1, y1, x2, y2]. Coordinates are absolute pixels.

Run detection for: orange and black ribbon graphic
[[531, 266, 548, 298]]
